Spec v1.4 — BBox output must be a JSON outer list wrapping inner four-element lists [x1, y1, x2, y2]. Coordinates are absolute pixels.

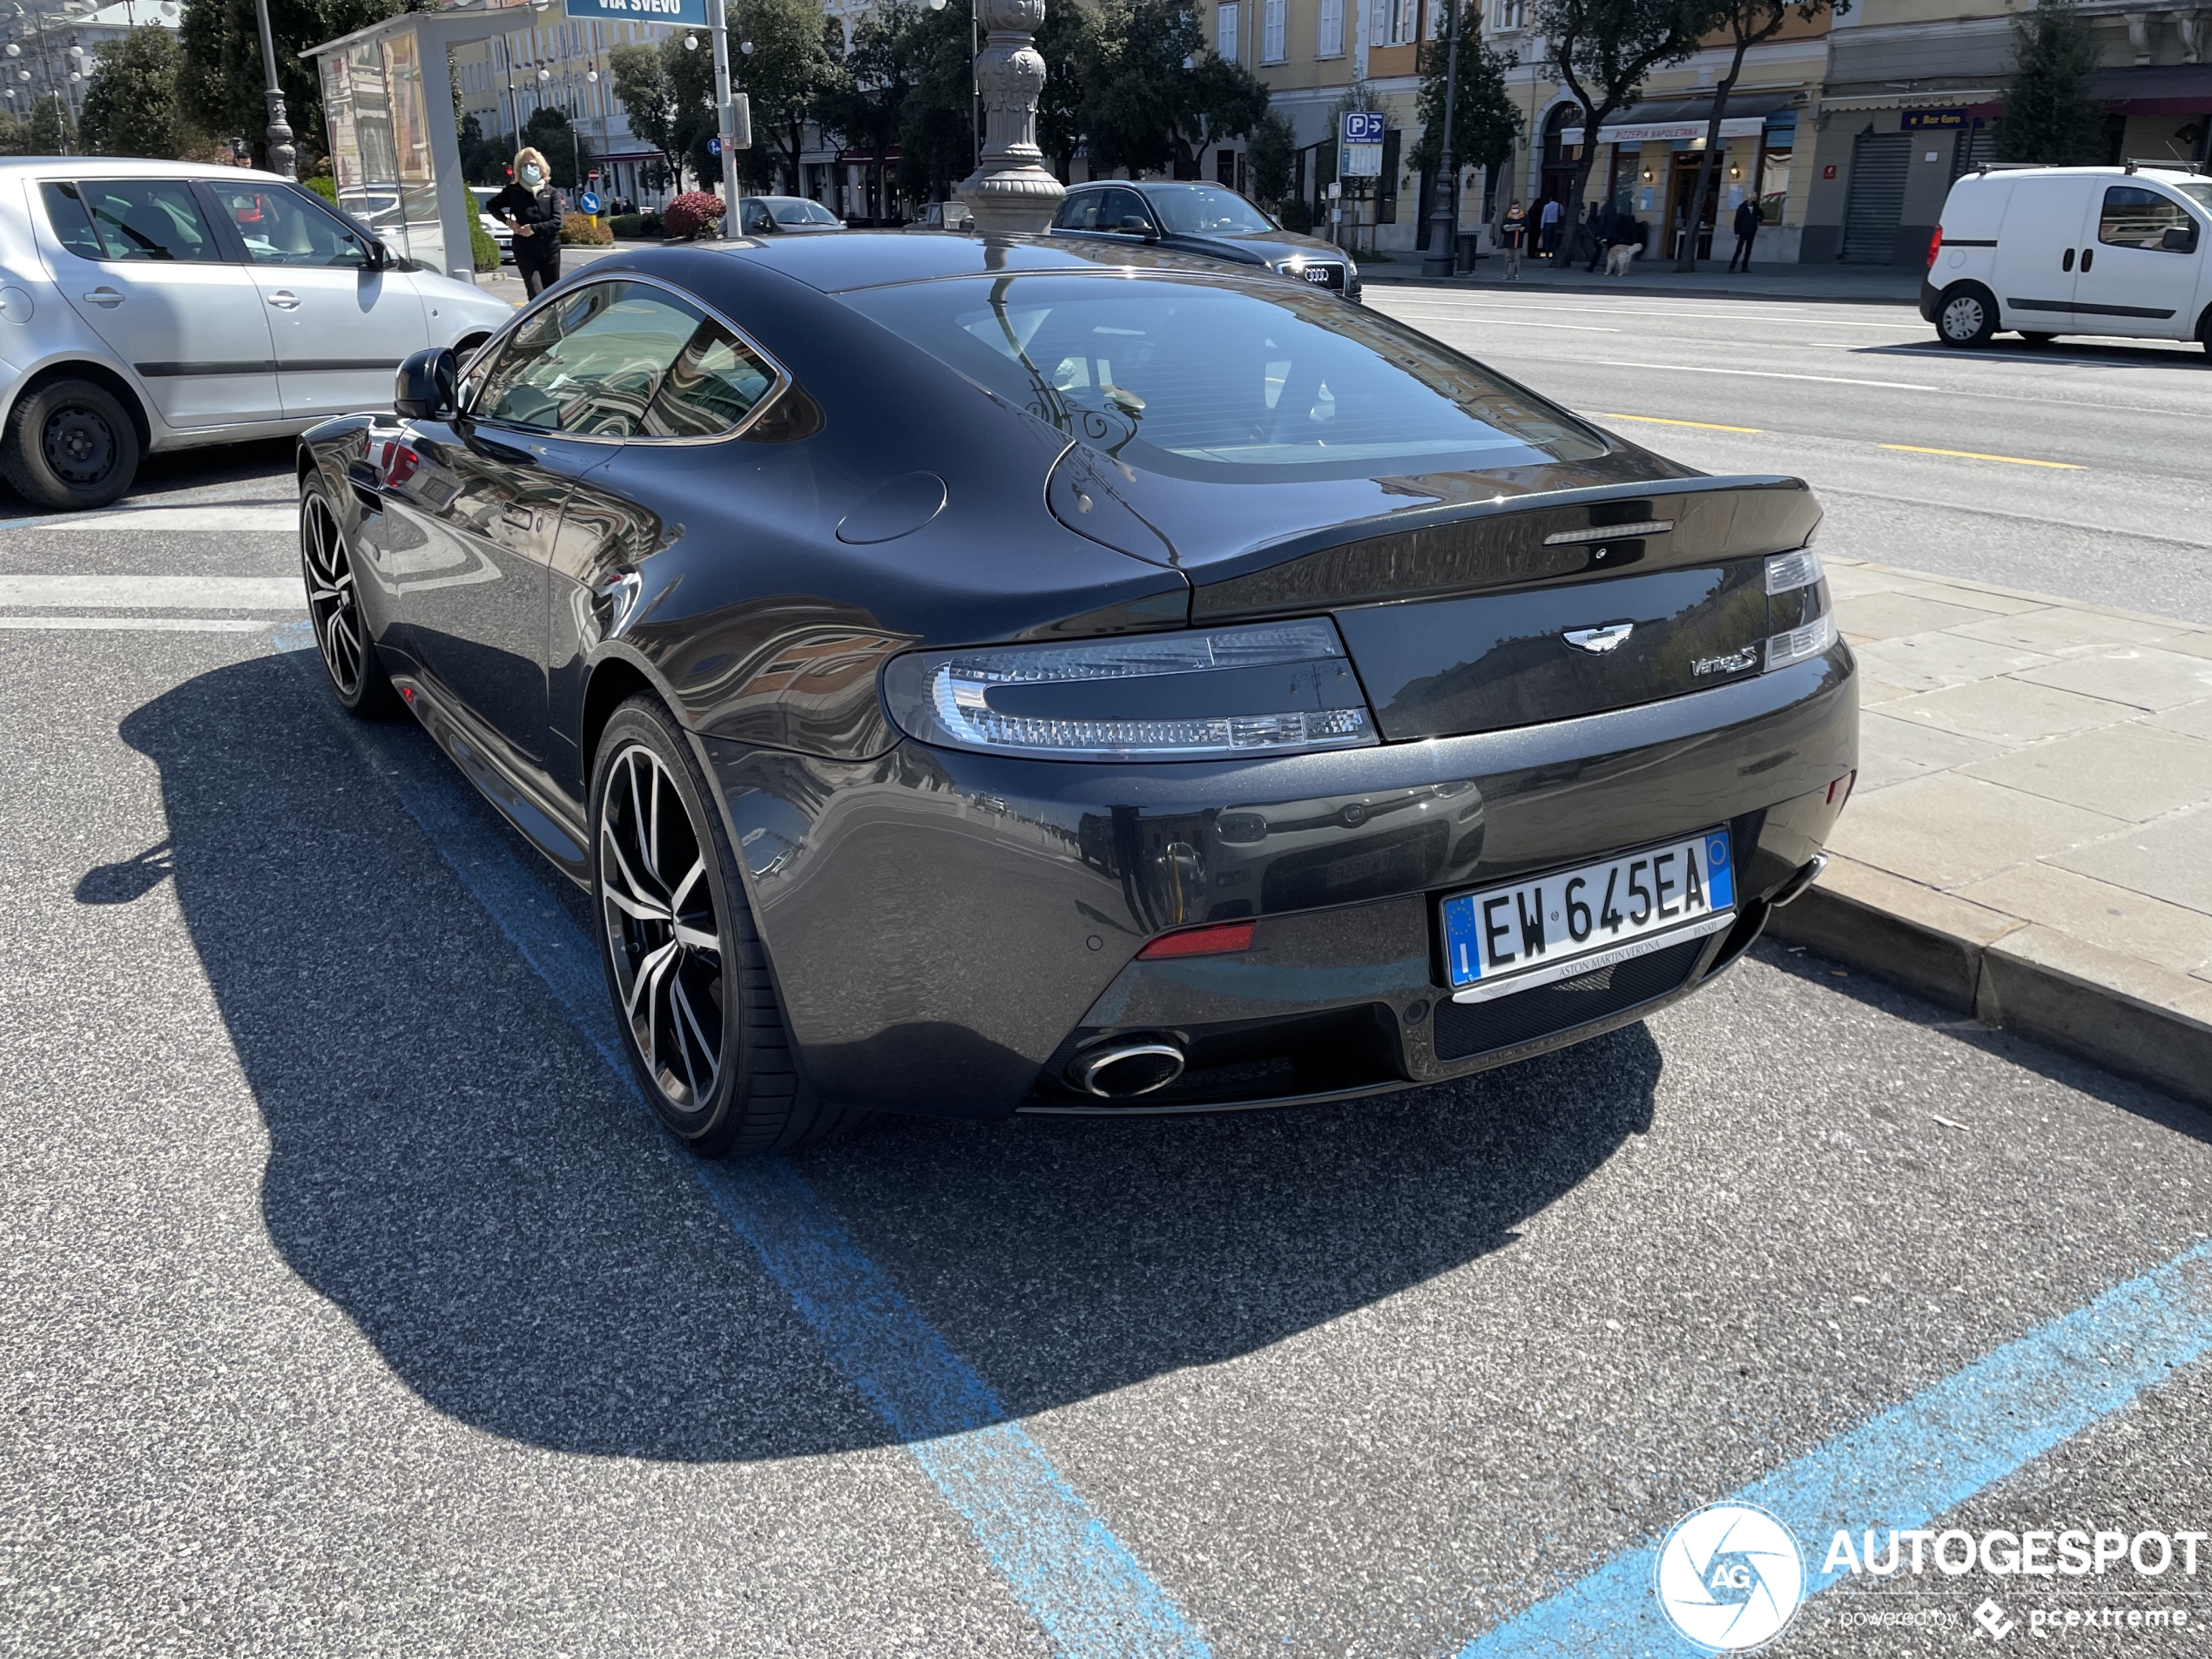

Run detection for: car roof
[[1963, 164, 2210, 181], [0, 157, 300, 184], [675, 228, 1273, 293]]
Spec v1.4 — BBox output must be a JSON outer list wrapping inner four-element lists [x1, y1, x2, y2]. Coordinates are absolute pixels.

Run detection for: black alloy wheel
[[590, 697, 860, 1156], [1936, 286, 1996, 348], [1, 377, 141, 510], [300, 482, 398, 717]]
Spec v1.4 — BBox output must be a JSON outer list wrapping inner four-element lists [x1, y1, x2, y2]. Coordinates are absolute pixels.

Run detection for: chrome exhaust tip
[[1069, 1039, 1186, 1100], [1770, 853, 1828, 908]]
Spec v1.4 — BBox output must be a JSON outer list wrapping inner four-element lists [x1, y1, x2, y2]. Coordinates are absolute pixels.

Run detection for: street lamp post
[[955, 0, 1062, 233], [1421, 0, 1460, 280], [707, 0, 741, 232], [249, 0, 294, 177]]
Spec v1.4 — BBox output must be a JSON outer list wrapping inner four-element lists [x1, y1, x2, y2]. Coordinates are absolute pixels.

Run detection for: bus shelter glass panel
[[320, 29, 448, 274]]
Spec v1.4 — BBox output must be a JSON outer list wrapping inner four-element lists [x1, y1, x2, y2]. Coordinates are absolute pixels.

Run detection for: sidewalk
[[1769, 559, 2212, 1105], [1365, 258, 1925, 307]]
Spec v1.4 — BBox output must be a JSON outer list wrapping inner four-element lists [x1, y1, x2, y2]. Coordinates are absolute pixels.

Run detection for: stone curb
[[1363, 272, 1921, 307], [1767, 879, 2212, 1110]]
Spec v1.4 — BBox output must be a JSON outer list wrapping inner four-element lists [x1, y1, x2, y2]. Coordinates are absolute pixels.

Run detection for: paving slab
[[1769, 558, 2212, 1106]]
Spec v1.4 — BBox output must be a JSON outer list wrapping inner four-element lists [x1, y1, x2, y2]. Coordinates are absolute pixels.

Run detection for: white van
[[1920, 163, 2212, 350]]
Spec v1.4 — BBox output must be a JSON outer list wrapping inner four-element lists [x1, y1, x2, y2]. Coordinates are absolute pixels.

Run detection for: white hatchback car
[[1923, 161, 2212, 350], [0, 158, 514, 509]]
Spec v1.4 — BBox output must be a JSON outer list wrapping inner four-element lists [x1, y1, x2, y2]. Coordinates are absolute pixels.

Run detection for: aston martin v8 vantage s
[[295, 232, 1856, 1156]]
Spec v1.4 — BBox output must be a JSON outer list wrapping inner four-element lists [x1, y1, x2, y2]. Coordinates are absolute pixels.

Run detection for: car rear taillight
[[1926, 226, 1943, 267]]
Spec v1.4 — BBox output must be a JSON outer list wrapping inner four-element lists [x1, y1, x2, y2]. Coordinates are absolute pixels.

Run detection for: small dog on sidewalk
[[1603, 242, 1641, 276]]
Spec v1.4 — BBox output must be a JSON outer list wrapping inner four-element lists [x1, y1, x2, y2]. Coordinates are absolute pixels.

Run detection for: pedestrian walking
[[488, 147, 564, 298], [1539, 196, 1562, 260], [1499, 199, 1527, 281], [1584, 201, 1610, 273], [1728, 196, 1764, 273]]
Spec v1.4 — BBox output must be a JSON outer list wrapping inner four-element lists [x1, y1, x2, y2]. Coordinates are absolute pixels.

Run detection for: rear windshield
[[841, 273, 1608, 482]]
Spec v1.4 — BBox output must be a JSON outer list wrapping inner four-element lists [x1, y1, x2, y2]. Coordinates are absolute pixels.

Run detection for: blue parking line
[[320, 690, 1210, 1659], [1458, 1238, 2212, 1658]]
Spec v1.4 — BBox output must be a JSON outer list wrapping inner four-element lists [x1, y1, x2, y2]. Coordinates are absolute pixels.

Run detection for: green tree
[[25, 89, 75, 154], [816, 0, 927, 220], [1409, 3, 1521, 180], [895, 0, 974, 204], [524, 104, 593, 189], [1672, 0, 1846, 269], [1035, 0, 1094, 181], [455, 111, 509, 185], [732, 0, 844, 193], [608, 34, 715, 192], [81, 25, 199, 158], [1533, 0, 1725, 238], [1245, 109, 1296, 209], [179, 0, 421, 172], [1077, 0, 1268, 179], [1995, 0, 2105, 165]]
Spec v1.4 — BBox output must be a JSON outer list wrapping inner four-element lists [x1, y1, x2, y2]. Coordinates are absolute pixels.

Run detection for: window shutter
[[1217, 1, 1239, 58], [1264, 0, 1285, 61], [1318, 0, 1343, 54]]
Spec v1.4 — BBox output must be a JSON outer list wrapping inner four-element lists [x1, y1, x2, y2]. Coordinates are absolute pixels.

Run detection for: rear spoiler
[[1191, 475, 1821, 622]]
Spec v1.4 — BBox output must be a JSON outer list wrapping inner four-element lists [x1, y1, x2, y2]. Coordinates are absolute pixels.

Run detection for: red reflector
[[1136, 921, 1256, 960], [1926, 226, 1943, 267], [1827, 771, 1856, 807]]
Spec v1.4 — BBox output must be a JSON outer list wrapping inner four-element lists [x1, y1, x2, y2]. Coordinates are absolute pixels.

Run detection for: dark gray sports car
[[296, 231, 1855, 1157]]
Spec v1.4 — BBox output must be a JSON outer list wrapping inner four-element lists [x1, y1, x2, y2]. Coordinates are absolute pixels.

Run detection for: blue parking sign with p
[[1342, 111, 1385, 145]]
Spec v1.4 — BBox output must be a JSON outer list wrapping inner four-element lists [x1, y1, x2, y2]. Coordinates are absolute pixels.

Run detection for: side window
[[469, 280, 706, 438], [1099, 188, 1149, 233], [205, 182, 369, 267], [639, 319, 779, 438], [50, 179, 223, 262], [2100, 185, 2197, 253], [1055, 192, 1103, 231], [38, 182, 103, 260]]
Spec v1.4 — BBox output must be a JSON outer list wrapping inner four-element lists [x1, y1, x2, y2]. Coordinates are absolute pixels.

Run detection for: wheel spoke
[[671, 972, 718, 1096], [667, 856, 706, 915], [601, 826, 660, 917], [604, 880, 671, 925], [671, 921, 719, 954]]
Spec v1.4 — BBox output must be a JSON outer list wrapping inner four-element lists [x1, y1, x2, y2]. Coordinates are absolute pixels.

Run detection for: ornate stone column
[[956, 0, 1064, 233]]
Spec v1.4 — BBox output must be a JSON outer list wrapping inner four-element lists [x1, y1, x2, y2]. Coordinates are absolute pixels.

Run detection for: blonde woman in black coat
[[486, 147, 564, 297]]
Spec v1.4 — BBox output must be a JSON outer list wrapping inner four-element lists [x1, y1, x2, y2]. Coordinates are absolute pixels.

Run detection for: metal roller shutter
[[1841, 132, 1912, 263]]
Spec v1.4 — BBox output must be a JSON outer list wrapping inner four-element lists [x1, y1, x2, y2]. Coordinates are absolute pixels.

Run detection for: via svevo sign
[[563, 0, 707, 24]]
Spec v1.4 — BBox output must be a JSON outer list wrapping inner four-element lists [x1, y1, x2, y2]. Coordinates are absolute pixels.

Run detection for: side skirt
[[388, 670, 592, 887]]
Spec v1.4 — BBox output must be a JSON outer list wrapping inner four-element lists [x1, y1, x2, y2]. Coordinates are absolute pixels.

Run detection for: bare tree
[[1675, 0, 1845, 270], [1534, 0, 1723, 249]]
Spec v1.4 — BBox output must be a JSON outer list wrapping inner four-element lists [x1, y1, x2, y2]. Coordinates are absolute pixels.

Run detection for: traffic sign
[[1340, 110, 1384, 177], [562, 0, 707, 24], [707, 137, 720, 156], [579, 190, 602, 214]]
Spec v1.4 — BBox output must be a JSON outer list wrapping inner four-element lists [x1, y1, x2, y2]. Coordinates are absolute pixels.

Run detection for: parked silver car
[[0, 159, 514, 509]]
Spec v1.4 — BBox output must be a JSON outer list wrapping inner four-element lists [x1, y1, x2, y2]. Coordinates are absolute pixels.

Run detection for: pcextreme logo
[[1653, 1503, 1808, 1652]]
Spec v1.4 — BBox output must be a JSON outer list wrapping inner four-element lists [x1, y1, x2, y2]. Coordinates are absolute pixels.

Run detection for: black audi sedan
[[1049, 180, 1363, 300], [296, 231, 1854, 1156]]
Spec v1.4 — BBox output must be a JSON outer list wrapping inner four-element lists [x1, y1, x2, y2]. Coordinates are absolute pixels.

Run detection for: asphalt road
[[1365, 280, 2212, 624], [3, 314, 2212, 1657]]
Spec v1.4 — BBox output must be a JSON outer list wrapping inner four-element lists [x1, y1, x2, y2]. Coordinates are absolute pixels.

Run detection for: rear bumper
[[1919, 277, 1942, 323], [701, 645, 1858, 1119]]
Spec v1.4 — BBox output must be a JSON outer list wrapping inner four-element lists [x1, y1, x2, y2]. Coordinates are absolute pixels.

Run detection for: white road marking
[[0, 503, 296, 533], [1556, 360, 1939, 390], [0, 615, 281, 632], [0, 574, 301, 609], [1379, 312, 1622, 333], [1371, 295, 1913, 328]]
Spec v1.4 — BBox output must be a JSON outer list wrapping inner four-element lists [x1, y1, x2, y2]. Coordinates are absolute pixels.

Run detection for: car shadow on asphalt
[[118, 653, 1662, 1461]]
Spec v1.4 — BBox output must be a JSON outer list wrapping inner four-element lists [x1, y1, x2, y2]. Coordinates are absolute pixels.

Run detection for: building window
[[1318, 0, 1343, 56], [1263, 0, 1285, 60], [1217, 1, 1238, 59], [1758, 144, 1792, 226], [1386, 0, 1417, 44]]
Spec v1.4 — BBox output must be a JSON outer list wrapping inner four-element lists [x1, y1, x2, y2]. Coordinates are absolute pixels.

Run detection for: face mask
[[520, 166, 543, 185]]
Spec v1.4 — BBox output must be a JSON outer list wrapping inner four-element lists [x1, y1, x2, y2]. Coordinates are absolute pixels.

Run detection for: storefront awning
[[1593, 91, 1801, 145], [2088, 64, 2212, 115], [1819, 87, 1999, 115]]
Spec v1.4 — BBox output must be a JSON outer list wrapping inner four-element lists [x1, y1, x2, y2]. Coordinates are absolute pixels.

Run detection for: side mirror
[[1117, 214, 1157, 239], [2163, 223, 2200, 253], [395, 346, 458, 421]]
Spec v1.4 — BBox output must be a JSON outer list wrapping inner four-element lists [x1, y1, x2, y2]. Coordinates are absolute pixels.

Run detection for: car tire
[[1934, 284, 1997, 347], [591, 695, 862, 1157], [300, 476, 401, 719], [2, 377, 140, 511]]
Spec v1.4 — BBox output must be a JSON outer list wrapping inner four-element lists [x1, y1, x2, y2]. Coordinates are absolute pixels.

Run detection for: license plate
[[1440, 829, 1737, 1002]]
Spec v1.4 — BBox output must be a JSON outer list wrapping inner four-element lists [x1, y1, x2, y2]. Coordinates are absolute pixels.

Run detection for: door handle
[[82, 287, 123, 307], [2080, 247, 2094, 273], [266, 290, 300, 310]]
